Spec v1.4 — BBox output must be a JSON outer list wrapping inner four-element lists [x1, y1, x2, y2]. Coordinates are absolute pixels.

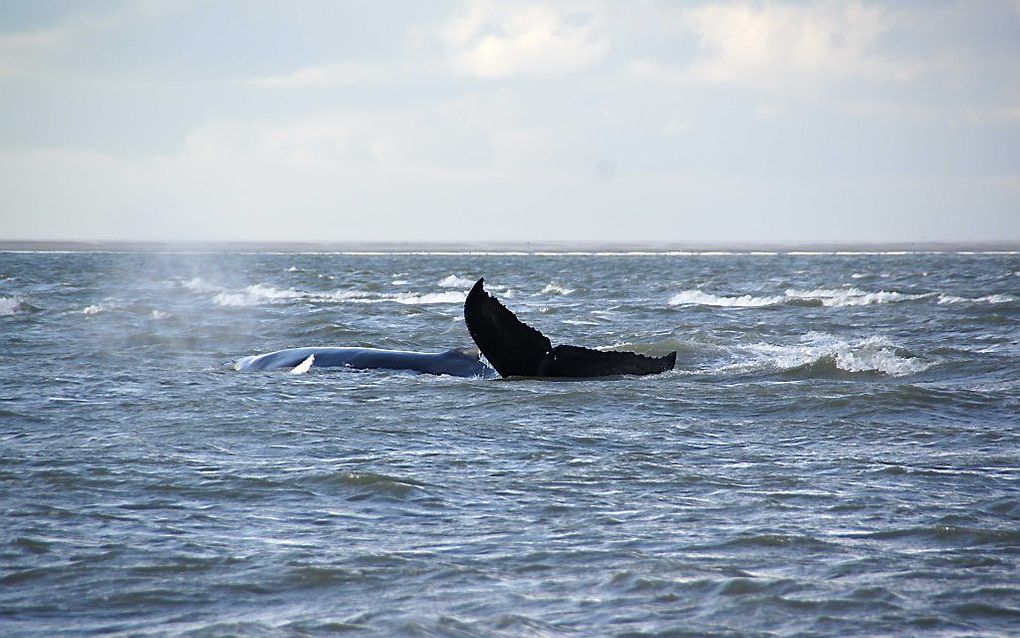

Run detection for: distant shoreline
[[1, 240, 1019, 254]]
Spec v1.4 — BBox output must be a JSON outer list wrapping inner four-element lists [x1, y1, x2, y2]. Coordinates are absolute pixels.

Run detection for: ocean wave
[[82, 302, 120, 315], [200, 282, 465, 307], [938, 293, 1015, 305], [978, 294, 1015, 303], [391, 291, 465, 305], [787, 288, 935, 306], [730, 334, 932, 376], [181, 277, 222, 293], [668, 290, 785, 307], [437, 274, 475, 288], [541, 283, 575, 295], [669, 287, 936, 308], [212, 284, 304, 307], [0, 296, 23, 316]]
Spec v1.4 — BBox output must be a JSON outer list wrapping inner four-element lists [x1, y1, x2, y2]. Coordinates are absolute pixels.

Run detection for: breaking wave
[[937, 293, 1015, 304], [181, 277, 222, 293], [176, 278, 467, 307], [729, 334, 932, 376], [82, 303, 118, 315], [437, 275, 475, 288], [541, 283, 576, 295], [0, 296, 24, 316], [669, 290, 784, 307], [212, 284, 304, 307], [669, 287, 938, 308]]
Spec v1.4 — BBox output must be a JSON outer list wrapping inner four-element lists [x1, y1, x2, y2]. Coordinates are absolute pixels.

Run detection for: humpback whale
[[234, 278, 674, 379], [464, 278, 676, 378], [233, 346, 493, 377]]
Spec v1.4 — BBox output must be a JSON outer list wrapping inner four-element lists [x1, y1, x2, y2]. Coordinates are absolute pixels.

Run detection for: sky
[[1, 0, 1018, 244]]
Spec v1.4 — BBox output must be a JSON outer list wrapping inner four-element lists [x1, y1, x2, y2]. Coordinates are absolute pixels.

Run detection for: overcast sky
[[1, 1, 1018, 243]]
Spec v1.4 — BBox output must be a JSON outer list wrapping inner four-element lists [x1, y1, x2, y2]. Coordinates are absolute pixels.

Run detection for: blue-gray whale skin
[[234, 346, 494, 377]]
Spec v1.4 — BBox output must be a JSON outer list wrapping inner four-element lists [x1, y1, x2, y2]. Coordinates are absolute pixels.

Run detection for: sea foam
[[541, 283, 575, 295], [438, 275, 475, 288], [732, 334, 931, 376], [669, 287, 936, 308], [0, 296, 22, 316]]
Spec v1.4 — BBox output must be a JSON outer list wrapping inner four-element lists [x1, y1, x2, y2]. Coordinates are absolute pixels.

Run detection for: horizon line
[[2, 239, 1020, 255]]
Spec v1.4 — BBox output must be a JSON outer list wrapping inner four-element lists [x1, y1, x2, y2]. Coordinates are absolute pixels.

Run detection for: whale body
[[233, 346, 493, 377]]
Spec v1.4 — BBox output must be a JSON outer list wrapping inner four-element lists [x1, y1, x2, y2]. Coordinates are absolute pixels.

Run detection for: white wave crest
[[438, 275, 476, 288], [785, 287, 933, 306], [977, 294, 1014, 304], [735, 334, 931, 376], [210, 284, 465, 307], [938, 293, 1015, 304], [936, 294, 968, 304], [82, 303, 115, 315], [541, 283, 575, 295], [392, 291, 466, 305], [833, 337, 931, 375], [669, 290, 785, 307], [181, 277, 222, 293], [670, 287, 934, 308], [0, 296, 22, 316], [213, 284, 304, 307]]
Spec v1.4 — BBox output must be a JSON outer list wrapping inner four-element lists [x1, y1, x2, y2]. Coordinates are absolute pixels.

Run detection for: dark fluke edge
[[464, 278, 676, 378]]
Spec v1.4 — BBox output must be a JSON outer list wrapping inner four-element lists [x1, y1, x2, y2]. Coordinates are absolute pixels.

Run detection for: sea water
[[1, 250, 1018, 636]]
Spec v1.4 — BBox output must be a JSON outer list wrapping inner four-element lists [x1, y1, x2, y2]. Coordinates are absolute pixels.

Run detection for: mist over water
[[2, 250, 1019, 636]]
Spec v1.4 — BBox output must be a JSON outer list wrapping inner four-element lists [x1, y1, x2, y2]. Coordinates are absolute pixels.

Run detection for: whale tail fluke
[[542, 345, 677, 378], [464, 278, 677, 378], [464, 278, 552, 377]]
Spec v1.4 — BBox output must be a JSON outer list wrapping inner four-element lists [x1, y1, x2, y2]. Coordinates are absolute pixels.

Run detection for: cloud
[[0, 28, 65, 78], [423, 1, 609, 79], [681, 1, 904, 86], [628, 1, 932, 91], [0, 1, 195, 79], [181, 92, 558, 178], [249, 62, 391, 88]]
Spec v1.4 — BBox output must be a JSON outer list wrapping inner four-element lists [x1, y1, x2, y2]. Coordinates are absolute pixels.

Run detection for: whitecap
[[936, 294, 968, 304], [82, 303, 115, 315], [784, 287, 933, 307], [977, 294, 1014, 304], [323, 290, 374, 302], [541, 283, 575, 295], [0, 296, 22, 316], [731, 334, 931, 376], [213, 283, 304, 306], [938, 293, 1014, 304], [668, 290, 785, 307], [181, 277, 222, 293], [437, 275, 475, 288], [828, 336, 929, 374], [392, 291, 466, 305]]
